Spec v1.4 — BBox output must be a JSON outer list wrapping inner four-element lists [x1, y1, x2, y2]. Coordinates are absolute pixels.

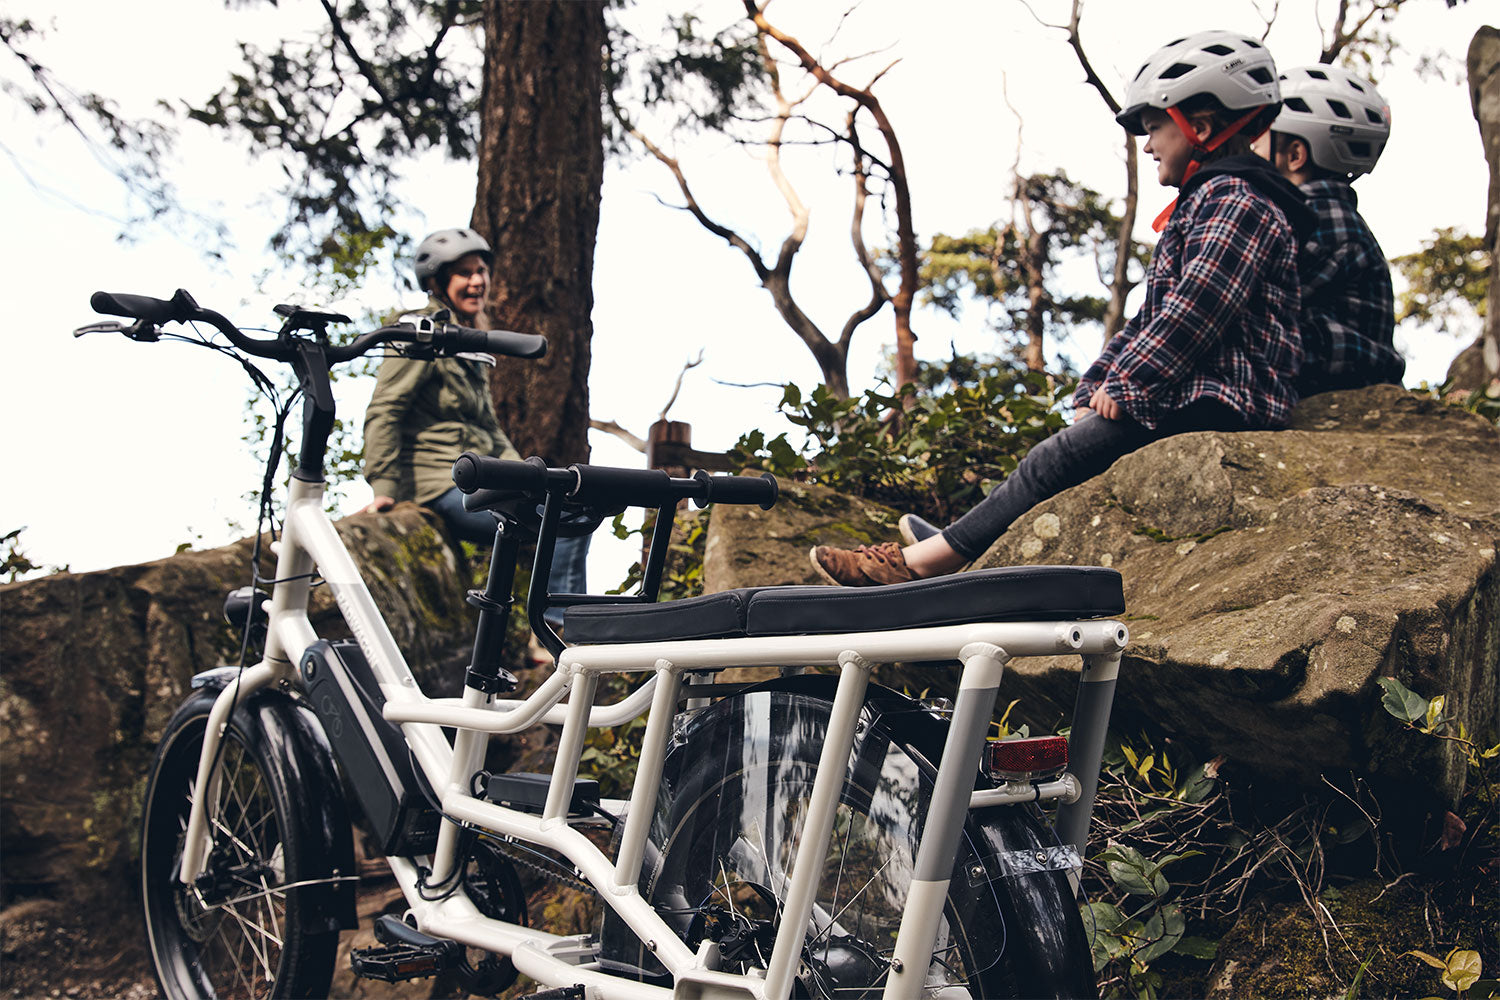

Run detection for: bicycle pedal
[[522, 985, 586, 1000], [349, 915, 463, 982]]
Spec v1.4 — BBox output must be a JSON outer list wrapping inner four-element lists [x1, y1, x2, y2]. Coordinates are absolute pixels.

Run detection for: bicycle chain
[[482, 834, 595, 895]]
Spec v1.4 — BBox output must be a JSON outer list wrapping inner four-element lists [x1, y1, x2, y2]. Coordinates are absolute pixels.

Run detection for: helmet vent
[[1284, 97, 1313, 114], [1347, 78, 1366, 92], [1202, 43, 1234, 56], [1306, 68, 1329, 81], [1247, 67, 1275, 85], [1348, 141, 1371, 158], [1159, 62, 1193, 80], [1365, 107, 1384, 124], [1326, 99, 1353, 119], [1245, 39, 1263, 48]]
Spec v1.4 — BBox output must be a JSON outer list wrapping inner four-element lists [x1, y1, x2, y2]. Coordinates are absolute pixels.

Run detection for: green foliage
[[606, 9, 767, 141], [607, 507, 708, 602], [2, 526, 66, 582], [1083, 731, 1227, 998], [579, 701, 649, 800], [1399, 946, 1493, 999], [0, 15, 192, 234], [1376, 677, 1499, 860], [1391, 227, 1488, 334], [921, 170, 1145, 361], [186, 1, 483, 274], [728, 356, 1073, 524]]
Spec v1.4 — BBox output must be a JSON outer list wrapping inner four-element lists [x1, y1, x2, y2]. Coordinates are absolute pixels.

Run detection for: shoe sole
[[808, 546, 844, 586], [898, 514, 939, 547]]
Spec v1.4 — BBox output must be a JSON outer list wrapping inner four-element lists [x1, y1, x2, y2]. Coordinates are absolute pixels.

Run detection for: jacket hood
[[1181, 155, 1317, 241]]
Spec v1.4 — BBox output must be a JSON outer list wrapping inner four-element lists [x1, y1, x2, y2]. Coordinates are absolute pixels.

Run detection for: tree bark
[[474, 0, 605, 464], [1469, 26, 1500, 393]]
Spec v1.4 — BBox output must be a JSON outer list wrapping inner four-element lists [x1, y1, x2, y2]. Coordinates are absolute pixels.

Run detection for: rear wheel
[[141, 687, 341, 1000], [608, 684, 1095, 998]]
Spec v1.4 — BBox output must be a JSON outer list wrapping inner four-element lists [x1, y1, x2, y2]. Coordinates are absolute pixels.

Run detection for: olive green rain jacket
[[362, 298, 521, 504]]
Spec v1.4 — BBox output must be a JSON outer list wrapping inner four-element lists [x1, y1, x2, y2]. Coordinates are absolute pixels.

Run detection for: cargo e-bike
[[82, 289, 1125, 999]]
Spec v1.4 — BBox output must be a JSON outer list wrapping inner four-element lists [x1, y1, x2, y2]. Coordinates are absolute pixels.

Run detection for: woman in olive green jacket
[[362, 228, 589, 613]]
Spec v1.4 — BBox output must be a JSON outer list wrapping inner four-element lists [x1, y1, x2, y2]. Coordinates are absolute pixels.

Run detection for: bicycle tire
[[140, 685, 349, 1000], [604, 681, 1095, 999]]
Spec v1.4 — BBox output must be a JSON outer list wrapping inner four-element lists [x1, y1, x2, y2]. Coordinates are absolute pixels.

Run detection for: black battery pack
[[299, 639, 440, 856]]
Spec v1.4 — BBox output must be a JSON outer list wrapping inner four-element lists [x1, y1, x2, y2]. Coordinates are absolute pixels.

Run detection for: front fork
[[177, 477, 323, 885]]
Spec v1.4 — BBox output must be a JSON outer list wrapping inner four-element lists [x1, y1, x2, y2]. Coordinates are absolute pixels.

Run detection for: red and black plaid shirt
[[1076, 171, 1303, 429]]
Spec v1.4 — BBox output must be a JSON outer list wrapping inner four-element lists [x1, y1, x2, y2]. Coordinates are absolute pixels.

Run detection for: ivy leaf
[[1136, 904, 1185, 965], [1441, 949, 1481, 993], [1400, 949, 1451, 971], [1106, 845, 1166, 897], [1377, 677, 1429, 723], [1176, 936, 1219, 960]]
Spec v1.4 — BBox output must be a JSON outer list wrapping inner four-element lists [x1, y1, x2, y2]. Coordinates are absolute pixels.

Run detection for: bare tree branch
[[839, 110, 890, 348], [590, 418, 647, 453], [658, 351, 706, 420], [612, 102, 772, 282], [746, 0, 919, 387]]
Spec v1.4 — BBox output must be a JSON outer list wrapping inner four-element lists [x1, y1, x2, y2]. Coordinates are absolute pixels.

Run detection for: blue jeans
[[427, 487, 591, 624], [942, 402, 1247, 560]]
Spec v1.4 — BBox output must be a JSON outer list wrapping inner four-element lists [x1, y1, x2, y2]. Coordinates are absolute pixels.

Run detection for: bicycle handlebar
[[88, 287, 547, 363], [451, 453, 778, 511]]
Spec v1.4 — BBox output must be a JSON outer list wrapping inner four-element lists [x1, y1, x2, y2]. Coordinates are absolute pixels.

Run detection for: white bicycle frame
[[177, 475, 1127, 1000]]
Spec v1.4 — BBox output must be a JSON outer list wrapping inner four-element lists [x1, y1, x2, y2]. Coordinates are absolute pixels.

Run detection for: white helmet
[[1117, 30, 1281, 135], [1271, 65, 1390, 177], [413, 228, 492, 290]]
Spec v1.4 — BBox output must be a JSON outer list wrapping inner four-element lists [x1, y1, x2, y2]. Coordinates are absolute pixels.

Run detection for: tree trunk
[[1103, 131, 1139, 338], [474, 0, 605, 464], [1469, 26, 1500, 393]]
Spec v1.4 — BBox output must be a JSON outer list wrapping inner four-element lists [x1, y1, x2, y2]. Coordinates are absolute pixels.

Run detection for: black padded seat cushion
[[565, 588, 756, 645], [745, 565, 1123, 637], [564, 566, 1123, 646]]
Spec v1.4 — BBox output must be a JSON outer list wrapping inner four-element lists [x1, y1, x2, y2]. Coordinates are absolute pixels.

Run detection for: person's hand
[[362, 495, 397, 514], [1089, 385, 1123, 421]]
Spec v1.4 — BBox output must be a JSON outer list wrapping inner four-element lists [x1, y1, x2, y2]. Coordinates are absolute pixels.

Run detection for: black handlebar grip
[[451, 453, 549, 495], [569, 464, 679, 508], [692, 470, 778, 510], [91, 290, 182, 324], [444, 326, 548, 359]]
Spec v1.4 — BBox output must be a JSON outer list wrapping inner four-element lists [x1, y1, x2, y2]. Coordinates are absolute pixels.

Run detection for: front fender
[[192, 668, 359, 931]]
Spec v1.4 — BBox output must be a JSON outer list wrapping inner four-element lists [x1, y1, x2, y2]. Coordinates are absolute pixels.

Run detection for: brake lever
[[72, 319, 160, 342]]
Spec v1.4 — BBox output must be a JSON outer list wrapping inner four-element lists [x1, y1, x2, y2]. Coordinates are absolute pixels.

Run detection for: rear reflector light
[[984, 736, 1069, 778]]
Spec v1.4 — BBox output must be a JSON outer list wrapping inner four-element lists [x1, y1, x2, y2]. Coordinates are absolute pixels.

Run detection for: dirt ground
[[0, 860, 597, 1000]]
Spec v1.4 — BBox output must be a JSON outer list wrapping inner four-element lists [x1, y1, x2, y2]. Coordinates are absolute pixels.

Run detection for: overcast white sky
[[2, 0, 1491, 587]]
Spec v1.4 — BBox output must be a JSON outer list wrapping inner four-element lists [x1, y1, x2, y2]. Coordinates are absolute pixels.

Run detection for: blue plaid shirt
[[1076, 172, 1302, 429], [1294, 179, 1403, 395]]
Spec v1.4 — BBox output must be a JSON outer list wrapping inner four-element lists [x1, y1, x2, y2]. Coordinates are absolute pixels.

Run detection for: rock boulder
[[704, 386, 1500, 804], [0, 503, 475, 909]]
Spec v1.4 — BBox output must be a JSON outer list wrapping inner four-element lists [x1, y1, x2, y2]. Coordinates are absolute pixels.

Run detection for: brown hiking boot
[[808, 541, 918, 587]]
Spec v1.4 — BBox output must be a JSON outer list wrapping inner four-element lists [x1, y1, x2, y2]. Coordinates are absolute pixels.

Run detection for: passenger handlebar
[[451, 453, 779, 511]]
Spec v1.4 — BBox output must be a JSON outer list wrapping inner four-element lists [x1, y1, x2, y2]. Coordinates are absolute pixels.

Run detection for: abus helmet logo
[[1222, 57, 1245, 72]]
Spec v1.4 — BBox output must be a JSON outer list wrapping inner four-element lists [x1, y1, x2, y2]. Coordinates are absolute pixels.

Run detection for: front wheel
[[140, 685, 348, 1000]]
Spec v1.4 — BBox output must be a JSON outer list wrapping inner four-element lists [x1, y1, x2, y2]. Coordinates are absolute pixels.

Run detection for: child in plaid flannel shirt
[[811, 31, 1316, 588], [1255, 65, 1404, 396]]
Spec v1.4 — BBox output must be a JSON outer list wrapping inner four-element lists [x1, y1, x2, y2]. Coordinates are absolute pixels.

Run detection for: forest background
[[1, 0, 1492, 588]]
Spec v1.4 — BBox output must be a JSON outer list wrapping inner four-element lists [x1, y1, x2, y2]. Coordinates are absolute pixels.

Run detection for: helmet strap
[[1152, 104, 1271, 232]]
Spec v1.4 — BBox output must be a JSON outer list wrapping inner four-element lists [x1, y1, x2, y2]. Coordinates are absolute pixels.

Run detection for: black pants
[[942, 401, 1247, 560]]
